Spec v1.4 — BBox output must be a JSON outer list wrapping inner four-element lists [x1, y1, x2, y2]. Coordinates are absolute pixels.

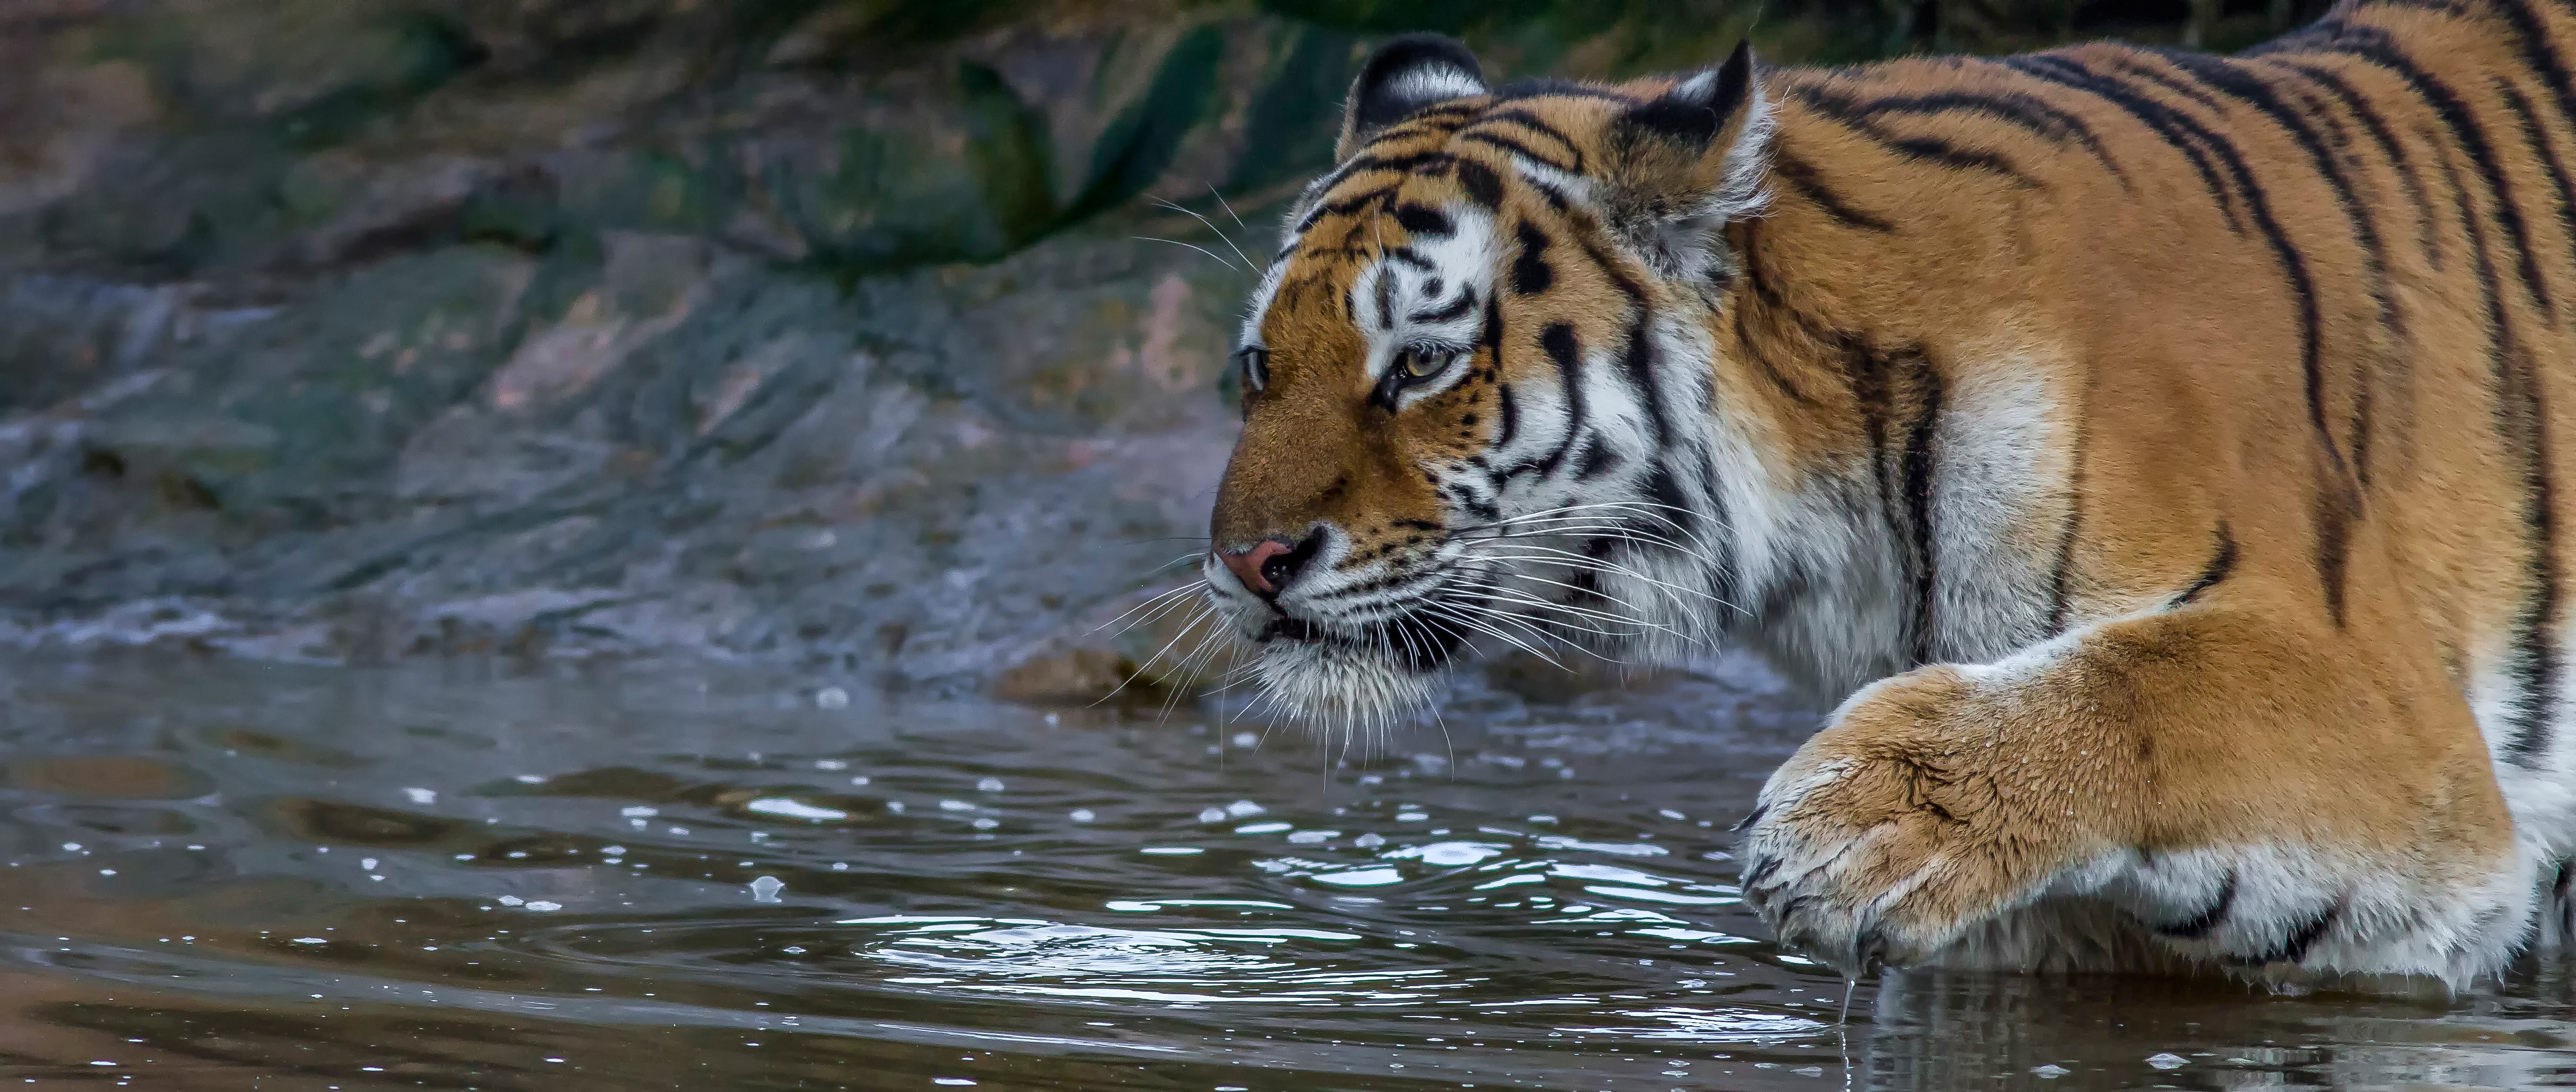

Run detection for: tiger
[[1192, 3, 2576, 984]]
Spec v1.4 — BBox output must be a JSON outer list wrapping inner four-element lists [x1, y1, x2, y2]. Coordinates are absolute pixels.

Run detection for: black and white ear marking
[[1623, 41, 1755, 149], [1337, 33, 1487, 160], [1602, 40, 1774, 280]]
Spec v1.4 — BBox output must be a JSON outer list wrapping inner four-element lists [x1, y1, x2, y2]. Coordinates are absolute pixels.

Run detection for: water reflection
[[2, 652, 2574, 1089]]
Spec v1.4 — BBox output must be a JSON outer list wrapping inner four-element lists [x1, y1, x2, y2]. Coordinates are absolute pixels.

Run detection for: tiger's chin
[[1249, 637, 1449, 734]]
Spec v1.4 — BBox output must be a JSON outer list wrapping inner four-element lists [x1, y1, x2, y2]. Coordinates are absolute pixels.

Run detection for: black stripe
[[1787, 79, 2042, 188], [1296, 184, 1399, 234], [1460, 131, 1576, 173], [2495, 82, 2576, 285], [2224, 899, 2340, 966], [2161, 51, 2400, 468], [1573, 438, 1620, 479], [2491, 0, 2576, 184], [1512, 220, 1555, 294], [2006, 53, 2332, 487], [1901, 356, 1943, 667], [2437, 144, 2563, 767], [2170, 522, 2239, 606], [1770, 148, 1896, 232], [1643, 464, 1696, 548], [1735, 304, 1821, 405], [1477, 108, 1588, 172], [1394, 203, 1454, 237], [2322, 28, 2556, 316], [1339, 150, 1459, 176], [2112, 52, 2225, 112], [1484, 295, 1516, 451], [2046, 417, 2087, 636], [1533, 323, 1587, 477], [2270, 60, 2441, 272], [2317, 483, 2356, 628], [2004, 55, 2244, 231], [1381, 246, 1435, 272], [2155, 871, 2236, 939], [1787, 83, 2128, 184], [2146, 51, 2376, 611], [1569, 230, 1669, 451], [1408, 290, 1475, 325], [1455, 159, 1503, 210]]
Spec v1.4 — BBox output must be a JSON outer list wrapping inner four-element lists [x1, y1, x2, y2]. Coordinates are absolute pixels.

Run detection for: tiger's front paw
[[1735, 667, 2101, 972]]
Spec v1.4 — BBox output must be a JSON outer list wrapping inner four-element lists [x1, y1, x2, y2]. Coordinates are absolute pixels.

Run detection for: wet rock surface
[[0, 1, 1339, 692], [0, 1, 2257, 694]]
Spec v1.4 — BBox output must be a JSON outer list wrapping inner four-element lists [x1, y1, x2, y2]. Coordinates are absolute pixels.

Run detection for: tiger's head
[[1204, 34, 1779, 729]]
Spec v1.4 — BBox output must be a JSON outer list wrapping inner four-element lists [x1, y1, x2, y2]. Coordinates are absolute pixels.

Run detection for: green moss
[[1063, 25, 1226, 223], [1225, 23, 1363, 193], [958, 61, 1059, 252]]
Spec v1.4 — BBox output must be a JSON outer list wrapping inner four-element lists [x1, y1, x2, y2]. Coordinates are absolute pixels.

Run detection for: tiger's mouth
[[1254, 610, 1469, 674]]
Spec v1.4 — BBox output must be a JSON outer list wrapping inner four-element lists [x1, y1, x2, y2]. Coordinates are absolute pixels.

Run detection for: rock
[[0, 0, 2113, 694]]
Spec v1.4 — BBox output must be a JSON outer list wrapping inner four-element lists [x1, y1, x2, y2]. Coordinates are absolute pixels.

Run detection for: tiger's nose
[[1217, 532, 1321, 598]]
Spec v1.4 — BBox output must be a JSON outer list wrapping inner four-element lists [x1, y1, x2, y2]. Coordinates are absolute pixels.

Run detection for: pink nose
[[1218, 540, 1293, 596]]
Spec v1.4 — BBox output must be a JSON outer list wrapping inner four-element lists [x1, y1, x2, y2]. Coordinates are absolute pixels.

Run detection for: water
[[4, 653, 2576, 1090]]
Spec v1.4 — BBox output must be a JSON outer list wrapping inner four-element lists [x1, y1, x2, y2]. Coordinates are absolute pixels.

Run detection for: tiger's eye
[[1404, 349, 1447, 379]]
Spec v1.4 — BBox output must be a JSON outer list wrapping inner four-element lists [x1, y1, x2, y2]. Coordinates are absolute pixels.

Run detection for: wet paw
[[1735, 667, 2089, 971]]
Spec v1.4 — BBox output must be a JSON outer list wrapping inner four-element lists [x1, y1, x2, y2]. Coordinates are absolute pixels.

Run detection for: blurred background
[[0, 0, 2326, 697]]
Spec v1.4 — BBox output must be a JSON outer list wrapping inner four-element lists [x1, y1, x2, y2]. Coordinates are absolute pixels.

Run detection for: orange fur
[[1203, 7, 2576, 978]]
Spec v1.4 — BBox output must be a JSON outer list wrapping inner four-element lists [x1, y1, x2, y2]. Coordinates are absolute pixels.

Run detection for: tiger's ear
[[1336, 33, 1487, 161], [1601, 41, 1775, 279]]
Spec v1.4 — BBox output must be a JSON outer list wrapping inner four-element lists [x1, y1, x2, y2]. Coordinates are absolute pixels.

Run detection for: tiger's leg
[[1736, 589, 2529, 982]]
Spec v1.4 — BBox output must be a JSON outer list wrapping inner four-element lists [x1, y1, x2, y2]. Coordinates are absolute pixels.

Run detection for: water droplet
[[497, 896, 523, 906], [1225, 800, 1265, 817], [513, 774, 545, 784], [745, 799, 848, 822], [601, 845, 626, 856], [1415, 842, 1500, 867], [749, 875, 786, 903], [1197, 807, 1227, 823], [2032, 1064, 2070, 1078], [620, 805, 657, 818], [2146, 1053, 2187, 1070], [524, 901, 562, 912], [1231, 732, 1258, 748], [402, 788, 437, 805], [814, 687, 850, 709], [1354, 832, 1386, 848], [976, 777, 1006, 792], [1068, 808, 1096, 823], [815, 760, 847, 771]]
